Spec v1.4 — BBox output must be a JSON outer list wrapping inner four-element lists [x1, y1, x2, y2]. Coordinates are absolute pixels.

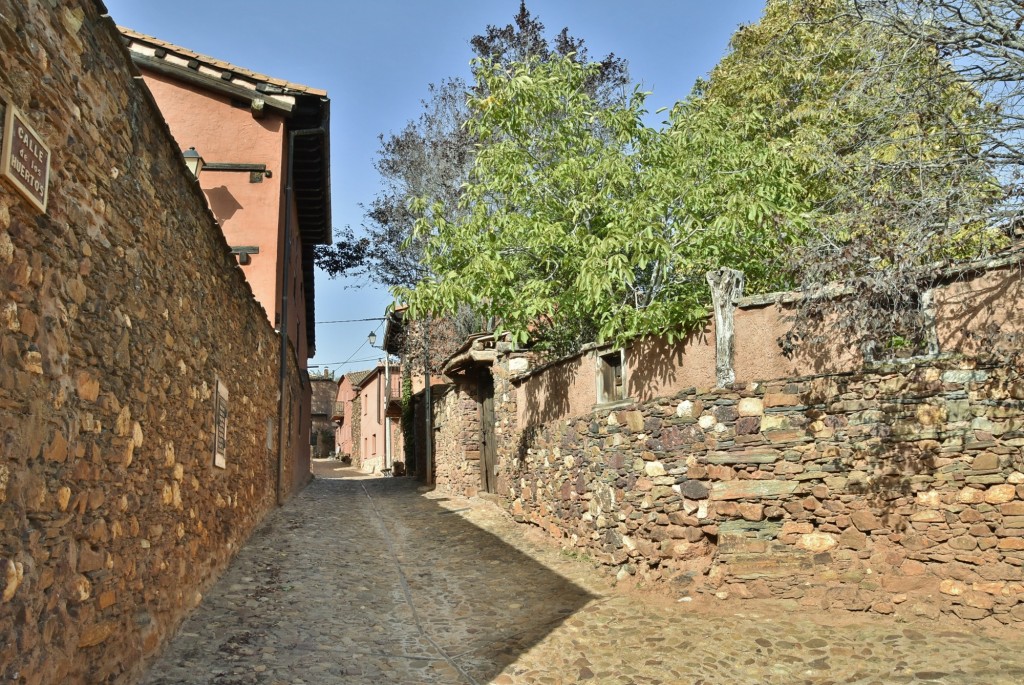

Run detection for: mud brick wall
[[501, 358, 1024, 625], [0, 2, 305, 683]]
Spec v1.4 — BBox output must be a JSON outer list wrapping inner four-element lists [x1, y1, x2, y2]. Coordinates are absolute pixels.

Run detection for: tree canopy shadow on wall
[[516, 323, 716, 464], [628, 324, 714, 398], [934, 265, 1023, 356], [842, 434, 940, 533], [517, 356, 582, 448], [141, 477, 596, 685]]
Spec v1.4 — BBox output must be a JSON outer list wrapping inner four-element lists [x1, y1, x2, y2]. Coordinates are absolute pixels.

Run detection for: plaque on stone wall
[[0, 97, 50, 213], [213, 379, 229, 469]]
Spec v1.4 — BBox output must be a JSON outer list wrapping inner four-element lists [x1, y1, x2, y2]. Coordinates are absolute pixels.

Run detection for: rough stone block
[[850, 511, 882, 532], [1001, 502, 1024, 516], [738, 503, 765, 522], [705, 450, 780, 465], [677, 480, 709, 500], [710, 480, 798, 501], [948, 535, 979, 551], [986, 484, 1017, 504], [957, 487, 986, 504], [839, 527, 868, 551], [942, 370, 989, 384], [737, 398, 764, 417], [972, 452, 1001, 471], [764, 393, 801, 408], [796, 532, 837, 552], [624, 411, 645, 432]]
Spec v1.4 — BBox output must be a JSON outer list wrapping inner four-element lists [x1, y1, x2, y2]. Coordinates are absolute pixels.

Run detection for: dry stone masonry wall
[[434, 385, 485, 497], [1, 3, 304, 683], [501, 357, 1024, 625]]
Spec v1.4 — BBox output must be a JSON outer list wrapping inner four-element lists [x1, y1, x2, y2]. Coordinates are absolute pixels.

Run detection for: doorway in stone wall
[[479, 371, 497, 494]]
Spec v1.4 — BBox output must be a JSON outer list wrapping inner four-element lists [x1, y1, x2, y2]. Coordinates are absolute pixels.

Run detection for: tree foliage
[[854, 0, 1024, 218], [314, 2, 630, 289], [725, 0, 1003, 353], [399, 0, 1008, 356], [397, 57, 654, 349]]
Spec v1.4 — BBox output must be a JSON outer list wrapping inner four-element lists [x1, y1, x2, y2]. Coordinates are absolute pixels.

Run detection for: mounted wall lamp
[[182, 146, 204, 177], [181, 146, 273, 183], [367, 331, 377, 347]]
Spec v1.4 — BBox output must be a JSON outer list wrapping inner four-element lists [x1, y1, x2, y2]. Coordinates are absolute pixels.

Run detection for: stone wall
[[0, 2, 306, 683], [434, 384, 484, 497], [500, 357, 1024, 625]]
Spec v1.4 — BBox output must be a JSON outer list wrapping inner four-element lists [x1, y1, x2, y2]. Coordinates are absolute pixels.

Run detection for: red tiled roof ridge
[[345, 369, 375, 387], [118, 25, 328, 97]]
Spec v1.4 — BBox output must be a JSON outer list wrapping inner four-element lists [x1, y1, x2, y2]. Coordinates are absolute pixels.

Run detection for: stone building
[[0, 2, 328, 682], [309, 371, 337, 458], [119, 26, 335, 480]]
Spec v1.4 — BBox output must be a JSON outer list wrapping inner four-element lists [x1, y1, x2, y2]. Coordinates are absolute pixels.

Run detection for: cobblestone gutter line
[[358, 482, 480, 685]]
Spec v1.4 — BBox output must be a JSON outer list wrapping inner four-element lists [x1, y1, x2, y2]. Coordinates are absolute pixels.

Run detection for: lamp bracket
[[203, 162, 272, 183], [230, 245, 260, 266]]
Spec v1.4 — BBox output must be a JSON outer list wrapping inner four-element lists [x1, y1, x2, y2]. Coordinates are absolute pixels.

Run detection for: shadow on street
[[141, 475, 595, 684]]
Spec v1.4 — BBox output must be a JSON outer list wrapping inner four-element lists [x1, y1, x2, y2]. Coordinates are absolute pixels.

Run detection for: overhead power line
[[317, 317, 386, 324]]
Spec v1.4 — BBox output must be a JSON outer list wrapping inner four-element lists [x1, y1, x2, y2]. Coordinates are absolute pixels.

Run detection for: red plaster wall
[[334, 376, 358, 458], [629, 328, 717, 402], [353, 365, 404, 473], [140, 73, 286, 327], [933, 266, 1024, 355], [516, 353, 596, 429]]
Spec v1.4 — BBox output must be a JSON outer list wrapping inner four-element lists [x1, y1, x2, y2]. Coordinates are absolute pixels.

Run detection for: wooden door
[[479, 372, 497, 494]]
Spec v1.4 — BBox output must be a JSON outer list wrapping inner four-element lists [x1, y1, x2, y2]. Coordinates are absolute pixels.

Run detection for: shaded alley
[[140, 466, 1024, 685]]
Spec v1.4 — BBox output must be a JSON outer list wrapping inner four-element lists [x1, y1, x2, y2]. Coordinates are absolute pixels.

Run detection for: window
[[597, 349, 627, 405]]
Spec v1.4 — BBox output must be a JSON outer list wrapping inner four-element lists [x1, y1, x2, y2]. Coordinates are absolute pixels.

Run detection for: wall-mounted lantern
[[182, 146, 204, 177]]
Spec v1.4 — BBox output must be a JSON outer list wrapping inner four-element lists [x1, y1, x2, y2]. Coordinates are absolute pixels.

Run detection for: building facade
[[332, 369, 372, 462], [309, 371, 337, 458], [0, 2, 328, 681], [121, 27, 333, 487], [353, 363, 404, 475]]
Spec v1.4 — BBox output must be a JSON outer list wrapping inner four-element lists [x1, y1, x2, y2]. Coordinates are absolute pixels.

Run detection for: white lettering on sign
[[1, 105, 50, 213]]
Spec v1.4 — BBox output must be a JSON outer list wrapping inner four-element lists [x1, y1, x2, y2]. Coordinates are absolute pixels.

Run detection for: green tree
[[315, 2, 631, 356], [854, 0, 1024, 218], [314, 2, 629, 290], [398, 56, 681, 349], [670, 0, 1003, 352]]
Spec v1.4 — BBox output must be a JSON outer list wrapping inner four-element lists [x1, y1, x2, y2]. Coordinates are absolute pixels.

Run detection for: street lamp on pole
[[367, 330, 391, 474]]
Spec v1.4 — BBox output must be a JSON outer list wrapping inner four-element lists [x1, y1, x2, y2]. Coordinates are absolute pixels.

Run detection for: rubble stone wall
[[0, 2, 304, 682], [500, 357, 1024, 624], [434, 385, 484, 497]]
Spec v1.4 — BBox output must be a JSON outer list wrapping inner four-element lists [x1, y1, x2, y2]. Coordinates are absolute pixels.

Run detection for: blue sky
[[102, 0, 766, 372]]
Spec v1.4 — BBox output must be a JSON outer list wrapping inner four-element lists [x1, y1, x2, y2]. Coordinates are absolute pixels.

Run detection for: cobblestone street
[[140, 465, 1024, 685]]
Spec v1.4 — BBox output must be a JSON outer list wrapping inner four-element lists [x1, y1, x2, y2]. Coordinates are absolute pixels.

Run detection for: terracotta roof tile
[[345, 369, 375, 388], [118, 26, 328, 97]]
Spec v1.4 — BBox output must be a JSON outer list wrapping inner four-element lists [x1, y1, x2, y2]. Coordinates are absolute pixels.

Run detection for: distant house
[[333, 369, 372, 464], [351, 363, 404, 475], [120, 27, 333, 488], [309, 371, 337, 458]]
